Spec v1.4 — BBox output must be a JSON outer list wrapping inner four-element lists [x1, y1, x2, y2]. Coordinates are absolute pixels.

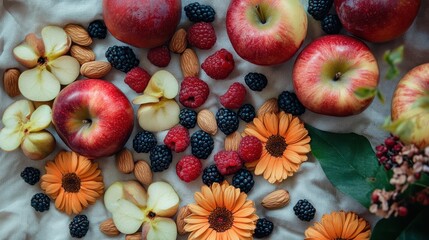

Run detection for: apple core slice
[[48, 55, 80, 85], [112, 199, 145, 234], [41, 26, 71, 59], [133, 95, 160, 105], [146, 182, 179, 217], [2, 100, 34, 128], [137, 99, 180, 132], [145, 217, 177, 240], [21, 130, 56, 160], [0, 127, 23, 151], [18, 67, 61, 101], [144, 70, 179, 99], [28, 105, 52, 132], [13, 43, 39, 68]]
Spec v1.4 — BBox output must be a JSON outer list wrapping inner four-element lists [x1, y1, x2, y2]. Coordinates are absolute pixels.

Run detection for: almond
[[261, 189, 290, 209], [197, 109, 217, 135], [3, 68, 21, 97], [80, 61, 112, 79], [180, 48, 199, 77], [176, 205, 191, 235], [224, 131, 242, 151], [125, 232, 142, 240], [169, 28, 187, 54], [116, 148, 134, 174], [99, 218, 120, 236], [257, 98, 279, 117], [70, 45, 95, 65], [32, 100, 54, 109], [64, 24, 93, 46], [134, 160, 152, 186]]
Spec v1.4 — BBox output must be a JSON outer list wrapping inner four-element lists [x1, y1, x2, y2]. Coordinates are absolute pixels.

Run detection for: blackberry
[[216, 108, 239, 135], [191, 130, 214, 159], [69, 215, 89, 238], [278, 91, 305, 116], [149, 145, 172, 172], [21, 167, 40, 185], [133, 131, 157, 153], [308, 0, 333, 20], [253, 218, 274, 238], [179, 108, 197, 129], [238, 104, 256, 123], [232, 169, 254, 193], [105, 45, 140, 73], [375, 135, 404, 170], [184, 2, 216, 23], [244, 72, 268, 92], [202, 164, 224, 186], [293, 199, 316, 221], [30, 193, 50, 212], [87, 20, 107, 39], [321, 14, 342, 34]]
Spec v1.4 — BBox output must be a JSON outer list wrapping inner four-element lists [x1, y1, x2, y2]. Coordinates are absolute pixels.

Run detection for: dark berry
[[149, 145, 173, 172], [308, 0, 334, 20], [179, 108, 197, 129], [293, 199, 316, 221], [190, 130, 214, 159], [105, 45, 140, 73], [87, 20, 107, 39], [31, 193, 50, 212], [21, 167, 40, 185], [69, 214, 89, 238], [216, 108, 239, 135], [184, 2, 216, 23], [232, 169, 254, 193], [202, 164, 224, 186], [321, 14, 342, 34], [238, 104, 256, 123], [253, 218, 274, 238], [278, 91, 305, 116], [375, 135, 404, 170], [133, 131, 157, 153], [244, 72, 268, 91]]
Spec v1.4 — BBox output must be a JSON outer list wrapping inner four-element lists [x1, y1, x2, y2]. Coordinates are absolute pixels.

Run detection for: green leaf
[[354, 87, 377, 99], [306, 124, 390, 208], [384, 45, 404, 80], [376, 89, 385, 104]]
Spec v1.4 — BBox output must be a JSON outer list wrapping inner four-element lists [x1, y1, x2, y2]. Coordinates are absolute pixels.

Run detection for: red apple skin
[[335, 0, 421, 43], [103, 0, 181, 48], [226, 0, 307, 66], [292, 35, 379, 116], [52, 79, 134, 159]]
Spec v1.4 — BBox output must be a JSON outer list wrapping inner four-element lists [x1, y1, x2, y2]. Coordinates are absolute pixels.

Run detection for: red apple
[[335, 0, 421, 43], [292, 35, 379, 116], [391, 63, 429, 149], [52, 79, 134, 159], [103, 0, 181, 48], [226, 0, 307, 66]]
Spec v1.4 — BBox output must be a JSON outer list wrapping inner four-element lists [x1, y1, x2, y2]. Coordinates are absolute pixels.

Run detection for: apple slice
[[1, 100, 34, 128], [104, 181, 148, 212], [48, 55, 80, 85], [42, 26, 72, 60], [0, 127, 23, 151], [112, 199, 145, 234], [137, 99, 180, 132], [133, 94, 160, 105], [28, 104, 52, 132], [144, 70, 179, 99], [143, 217, 177, 240], [21, 130, 56, 160], [18, 67, 61, 101], [146, 182, 179, 217], [13, 43, 40, 68]]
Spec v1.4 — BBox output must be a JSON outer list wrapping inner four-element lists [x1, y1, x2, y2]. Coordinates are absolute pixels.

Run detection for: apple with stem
[[226, 0, 307, 66], [292, 35, 379, 116], [52, 79, 134, 159]]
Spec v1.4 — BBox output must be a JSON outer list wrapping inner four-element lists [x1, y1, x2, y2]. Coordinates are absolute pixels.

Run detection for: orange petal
[[231, 225, 253, 238], [44, 183, 61, 195], [254, 154, 270, 175], [201, 184, 217, 210], [253, 117, 270, 138], [212, 183, 224, 208], [263, 113, 278, 135], [226, 229, 240, 240], [231, 193, 247, 213], [45, 161, 63, 177], [184, 216, 209, 224], [186, 222, 210, 233], [190, 221, 210, 239], [195, 192, 215, 212], [223, 186, 236, 211], [274, 160, 284, 182], [283, 149, 303, 164], [287, 144, 311, 154], [244, 128, 268, 142], [233, 206, 255, 218], [188, 203, 211, 216]]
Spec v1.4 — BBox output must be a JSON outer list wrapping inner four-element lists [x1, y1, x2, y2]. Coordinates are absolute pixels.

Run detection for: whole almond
[[169, 28, 187, 54], [176, 205, 191, 235], [116, 148, 134, 174], [3, 68, 21, 97], [197, 109, 217, 135], [257, 98, 279, 117], [99, 218, 120, 236], [70, 45, 95, 65], [64, 24, 93, 46], [126, 232, 142, 240], [180, 48, 199, 77], [261, 189, 290, 209], [80, 61, 112, 79], [134, 160, 152, 186], [224, 131, 242, 151]]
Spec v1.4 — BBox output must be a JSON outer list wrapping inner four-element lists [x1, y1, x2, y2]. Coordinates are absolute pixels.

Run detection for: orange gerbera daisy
[[184, 181, 258, 240], [305, 211, 371, 240], [244, 111, 311, 183], [40, 151, 104, 215]]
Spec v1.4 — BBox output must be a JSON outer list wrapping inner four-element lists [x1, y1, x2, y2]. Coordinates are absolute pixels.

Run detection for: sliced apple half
[[112, 199, 146, 234], [21, 130, 56, 160], [48, 55, 80, 85], [104, 181, 148, 212], [42, 25, 72, 60], [142, 217, 177, 240], [146, 182, 179, 218], [133, 94, 160, 105], [18, 67, 61, 102], [137, 98, 180, 132], [1, 100, 34, 128], [144, 70, 179, 99]]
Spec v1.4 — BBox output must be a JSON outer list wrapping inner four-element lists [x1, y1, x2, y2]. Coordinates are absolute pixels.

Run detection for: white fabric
[[1, 0, 427, 239]]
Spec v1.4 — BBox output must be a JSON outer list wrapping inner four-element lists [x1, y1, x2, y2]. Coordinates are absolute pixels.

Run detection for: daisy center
[[266, 135, 287, 157], [208, 207, 234, 232], [62, 173, 81, 193]]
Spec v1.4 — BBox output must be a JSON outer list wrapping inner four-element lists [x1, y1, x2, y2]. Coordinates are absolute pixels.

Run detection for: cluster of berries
[[308, 0, 342, 34]]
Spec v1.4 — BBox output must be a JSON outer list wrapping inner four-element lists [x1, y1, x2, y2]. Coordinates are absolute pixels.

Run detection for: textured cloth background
[[1, 0, 428, 239]]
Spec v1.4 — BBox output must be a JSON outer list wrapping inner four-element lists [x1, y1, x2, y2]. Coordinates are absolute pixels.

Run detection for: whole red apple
[[292, 35, 379, 116], [226, 0, 307, 66], [391, 63, 429, 149], [103, 0, 181, 48], [335, 0, 421, 43], [52, 79, 134, 159]]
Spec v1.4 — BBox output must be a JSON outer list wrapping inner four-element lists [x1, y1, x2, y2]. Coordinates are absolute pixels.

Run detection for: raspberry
[[201, 48, 235, 80], [147, 45, 171, 67], [179, 108, 197, 129], [164, 125, 190, 153], [321, 14, 342, 34], [216, 108, 239, 135], [244, 72, 268, 92], [184, 2, 216, 23], [278, 91, 306, 116], [191, 130, 214, 159], [176, 155, 202, 182], [124, 67, 151, 93], [105, 45, 139, 73], [238, 104, 256, 123], [179, 77, 210, 108], [238, 136, 262, 163], [214, 150, 243, 175], [220, 82, 247, 109], [187, 22, 216, 50], [308, 0, 334, 20]]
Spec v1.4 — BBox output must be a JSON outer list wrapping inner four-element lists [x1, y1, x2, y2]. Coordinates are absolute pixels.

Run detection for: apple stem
[[333, 72, 342, 81], [255, 5, 266, 24]]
